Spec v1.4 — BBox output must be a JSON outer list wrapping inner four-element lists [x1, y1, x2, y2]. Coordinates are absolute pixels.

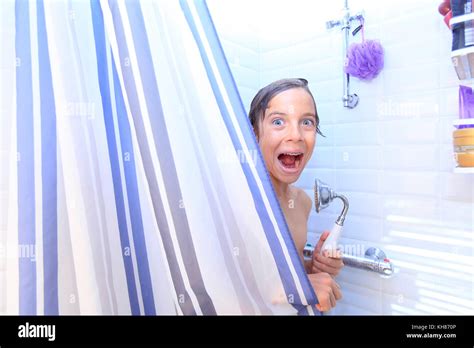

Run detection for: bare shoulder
[[293, 186, 313, 217]]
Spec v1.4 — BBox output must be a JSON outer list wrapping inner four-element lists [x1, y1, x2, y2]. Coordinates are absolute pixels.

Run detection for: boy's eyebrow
[[266, 110, 317, 119], [266, 111, 287, 117], [302, 112, 317, 119]]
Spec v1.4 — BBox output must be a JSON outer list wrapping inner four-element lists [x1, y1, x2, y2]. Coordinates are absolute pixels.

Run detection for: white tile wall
[[211, 0, 474, 314]]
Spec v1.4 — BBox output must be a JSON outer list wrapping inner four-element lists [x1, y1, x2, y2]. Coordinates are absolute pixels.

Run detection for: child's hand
[[311, 231, 344, 277], [307, 272, 342, 312]]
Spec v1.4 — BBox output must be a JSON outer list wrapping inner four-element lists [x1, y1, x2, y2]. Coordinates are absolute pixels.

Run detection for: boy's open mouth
[[277, 152, 304, 171]]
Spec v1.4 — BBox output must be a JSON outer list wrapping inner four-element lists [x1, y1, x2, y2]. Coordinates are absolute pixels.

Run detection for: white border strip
[[29, 0, 44, 315]]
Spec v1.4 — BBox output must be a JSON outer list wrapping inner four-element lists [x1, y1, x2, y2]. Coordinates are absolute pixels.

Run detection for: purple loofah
[[344, 39, 384, 81]]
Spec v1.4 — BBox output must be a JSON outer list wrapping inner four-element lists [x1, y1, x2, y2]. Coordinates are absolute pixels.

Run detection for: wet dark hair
[[248, 78, 323, 137]]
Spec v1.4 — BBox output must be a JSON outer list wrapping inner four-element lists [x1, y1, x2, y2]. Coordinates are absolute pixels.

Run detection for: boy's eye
[[272, 118, 284, 126], [302, 119, 315, 126]]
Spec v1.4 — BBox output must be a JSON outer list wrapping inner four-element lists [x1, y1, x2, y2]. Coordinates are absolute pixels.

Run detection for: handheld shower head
[[314, 179, 349, 226], [314, 179, 350, 256]]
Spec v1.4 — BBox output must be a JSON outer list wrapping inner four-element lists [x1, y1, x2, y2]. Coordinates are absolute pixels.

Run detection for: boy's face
[[257, 88, 317, 185]]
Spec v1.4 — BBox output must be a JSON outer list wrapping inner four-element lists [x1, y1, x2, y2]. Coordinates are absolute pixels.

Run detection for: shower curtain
[[0, 0, 318, 315]]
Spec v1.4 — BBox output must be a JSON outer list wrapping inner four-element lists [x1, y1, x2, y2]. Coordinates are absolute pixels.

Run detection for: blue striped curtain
[[1, 0, 318, 315]]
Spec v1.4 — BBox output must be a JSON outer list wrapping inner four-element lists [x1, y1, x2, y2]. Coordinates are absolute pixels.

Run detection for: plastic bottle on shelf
[[451, 0, 474, 50], [459, 85, 474, 129], [464, 1, 474, 46], [453, 86, 474, 168], [451, 0, 463, 51]]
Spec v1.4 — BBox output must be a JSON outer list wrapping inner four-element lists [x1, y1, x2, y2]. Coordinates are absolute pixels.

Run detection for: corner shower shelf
[[450, 13, 474, 80], [454, 167, 474, 173], [453, 119, 474, 173], [453, 118, 474, 127]]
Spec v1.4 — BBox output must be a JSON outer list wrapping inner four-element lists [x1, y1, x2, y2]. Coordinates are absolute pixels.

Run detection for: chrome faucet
[[308, 178, 394, 277], [303, 245, 394, 277], [342, 247, 394, 277]]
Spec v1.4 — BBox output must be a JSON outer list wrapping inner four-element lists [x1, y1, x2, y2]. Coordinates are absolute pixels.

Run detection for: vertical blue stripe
[[180, 0, 318, 314], [36, 0, 58, 315], [15, 0, 36, 315], [90, 0, 141, 315]]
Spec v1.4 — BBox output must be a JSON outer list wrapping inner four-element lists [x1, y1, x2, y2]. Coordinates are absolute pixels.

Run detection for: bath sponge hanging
[[344, 18, 384, 81]]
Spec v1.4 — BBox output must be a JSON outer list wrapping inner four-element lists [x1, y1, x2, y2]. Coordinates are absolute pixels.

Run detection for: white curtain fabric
[[0, 0, 318, 315]]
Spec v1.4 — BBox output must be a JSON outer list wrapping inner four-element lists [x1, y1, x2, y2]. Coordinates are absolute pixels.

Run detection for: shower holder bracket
[[343, 93, 359, 109]]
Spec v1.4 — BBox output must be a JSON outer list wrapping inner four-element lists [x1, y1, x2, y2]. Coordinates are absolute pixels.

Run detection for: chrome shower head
[[314, 179, 335, 213], [314, 179, 349, 226]]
